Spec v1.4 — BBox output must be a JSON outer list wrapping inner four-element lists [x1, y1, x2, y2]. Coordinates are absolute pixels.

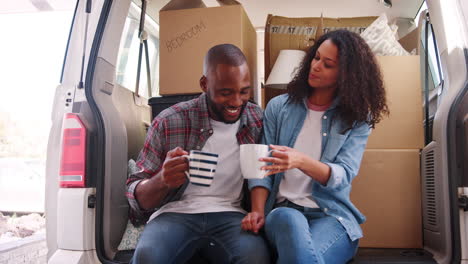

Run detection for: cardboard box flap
[[322, 16, 377, 33], [160, 0, 240, 12], [216, 0, 240, 5], [398, 28, 419, 55], [264, 15, 376, 81], [160, 0, 206, 12], [264, 14, 323, 80]]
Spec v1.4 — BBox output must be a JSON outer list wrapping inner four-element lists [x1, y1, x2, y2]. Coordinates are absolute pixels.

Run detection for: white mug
[[183, 150, 218, 187], [240, 144, 270, 179]]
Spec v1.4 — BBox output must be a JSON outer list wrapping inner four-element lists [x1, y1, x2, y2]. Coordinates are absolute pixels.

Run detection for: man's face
[[200, 63, 251, 124]]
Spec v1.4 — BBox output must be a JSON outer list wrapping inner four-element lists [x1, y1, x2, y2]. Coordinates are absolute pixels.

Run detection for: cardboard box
[[264, 15, 322, 81], [351, 149, 422, 248], [398, 27, 419, 55], [264, 15, 377, 80], [159, 4, 257, 95], [367, 56, 424, 149], [263, 15, 377, 107], [322, 16, 377, 34], [265, 56, 424, 150]]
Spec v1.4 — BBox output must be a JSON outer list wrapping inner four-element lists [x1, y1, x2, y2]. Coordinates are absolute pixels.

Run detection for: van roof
[[146, 0, 424, 28]]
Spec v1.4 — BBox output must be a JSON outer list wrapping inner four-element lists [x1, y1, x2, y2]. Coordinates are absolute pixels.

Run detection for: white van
[[45, 0, 468, 263]]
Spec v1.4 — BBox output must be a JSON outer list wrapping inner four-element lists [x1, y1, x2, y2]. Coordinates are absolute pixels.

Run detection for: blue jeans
[[265, 202, 358, 264], [131, 211, 270, 264]]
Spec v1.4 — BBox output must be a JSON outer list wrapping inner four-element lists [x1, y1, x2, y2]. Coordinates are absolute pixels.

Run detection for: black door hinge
[[88, 194, 96, 208], [458, 195, 468, 211]]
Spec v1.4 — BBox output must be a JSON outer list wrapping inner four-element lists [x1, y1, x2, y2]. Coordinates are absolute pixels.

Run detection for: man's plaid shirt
[[126, 93, 263, 224]]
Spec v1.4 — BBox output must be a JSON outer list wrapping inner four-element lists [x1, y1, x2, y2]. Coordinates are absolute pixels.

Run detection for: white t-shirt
[[276, 109, 325, 208], [149, 119, 244, 221]]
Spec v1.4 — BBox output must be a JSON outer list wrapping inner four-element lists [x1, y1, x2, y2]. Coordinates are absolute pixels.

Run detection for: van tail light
[[59, 113, 87, 188]]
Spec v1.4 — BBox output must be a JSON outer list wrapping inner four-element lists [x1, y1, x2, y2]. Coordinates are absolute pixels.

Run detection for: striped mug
[[183, 150, 218, 187]]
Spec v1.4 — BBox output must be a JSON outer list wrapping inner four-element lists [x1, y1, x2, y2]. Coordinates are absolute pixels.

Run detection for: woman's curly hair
[[287, 29, 389, 128]]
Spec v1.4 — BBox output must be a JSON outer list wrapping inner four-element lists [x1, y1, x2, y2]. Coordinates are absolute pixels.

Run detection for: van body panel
[[45, 97, 64, 259], [49, 249, 100, 264], [57, 188, 96, 250], [460, 188, 468, 261], [422, 141, 452, 263], [90, 57, 129, 259], [421, 1, 468, 263]]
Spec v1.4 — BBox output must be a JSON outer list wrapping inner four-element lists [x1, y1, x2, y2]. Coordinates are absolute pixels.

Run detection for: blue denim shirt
[[248, 94, 371, 241]]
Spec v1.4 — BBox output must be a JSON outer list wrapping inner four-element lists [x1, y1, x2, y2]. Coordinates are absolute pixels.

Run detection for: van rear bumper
[[48, 249, 99, 264], [57, 188, 96, 250]]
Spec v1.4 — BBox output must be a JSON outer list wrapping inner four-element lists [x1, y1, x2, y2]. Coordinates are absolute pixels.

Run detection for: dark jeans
[[131, 212, 270, 264]]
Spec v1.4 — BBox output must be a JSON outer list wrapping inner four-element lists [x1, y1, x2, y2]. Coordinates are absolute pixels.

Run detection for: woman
[[241, 30, 389, 263]]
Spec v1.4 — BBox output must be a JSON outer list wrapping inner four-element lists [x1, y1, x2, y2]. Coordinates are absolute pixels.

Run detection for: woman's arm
[[261, 145, 331, 185], [247, 96, 282, 193], [260, 121, 371, 188], [242, 96, 284, 232], [241, 187, 269, 233]]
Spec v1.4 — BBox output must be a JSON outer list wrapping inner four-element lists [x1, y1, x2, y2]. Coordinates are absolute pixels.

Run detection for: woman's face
[[308, 39, 340, 91]]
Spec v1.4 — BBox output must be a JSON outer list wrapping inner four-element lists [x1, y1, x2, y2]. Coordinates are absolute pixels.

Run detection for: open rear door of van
[[77, 0, 154, 262], [418, 1, 468, 264], [46, 0, 103, 261]]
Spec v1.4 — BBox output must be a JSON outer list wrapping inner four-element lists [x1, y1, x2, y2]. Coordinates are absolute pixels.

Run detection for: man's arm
[[126, 116, 188, 214], [135, 147, 189, 210]]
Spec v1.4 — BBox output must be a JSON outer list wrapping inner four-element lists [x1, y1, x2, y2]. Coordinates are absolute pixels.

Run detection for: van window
[[420, 11, 444, 144], [414, 1, 428, 27], [421, 23, 443, 90], [116, 2, 160, 97], [460, 0, 468, 46]]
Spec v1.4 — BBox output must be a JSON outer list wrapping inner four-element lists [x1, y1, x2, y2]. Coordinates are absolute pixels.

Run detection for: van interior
[[45, 0, 468, 263]]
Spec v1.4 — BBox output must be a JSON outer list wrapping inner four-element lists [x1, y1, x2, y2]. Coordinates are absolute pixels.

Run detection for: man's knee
[[237, 234, 270, 264], [131, 214, 198, 263], [132, 244, 170, 264]]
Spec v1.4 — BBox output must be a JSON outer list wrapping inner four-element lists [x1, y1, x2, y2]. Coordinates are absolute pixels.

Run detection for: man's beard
[[206, 94, 246, 124]]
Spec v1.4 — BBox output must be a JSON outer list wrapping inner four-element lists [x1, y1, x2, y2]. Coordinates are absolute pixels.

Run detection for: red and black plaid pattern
[[126, 93, 263, 224]]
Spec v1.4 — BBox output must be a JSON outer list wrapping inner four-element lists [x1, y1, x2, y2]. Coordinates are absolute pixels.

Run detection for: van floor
[[114, 248, 437, 263], [351, 248, 437, 263]]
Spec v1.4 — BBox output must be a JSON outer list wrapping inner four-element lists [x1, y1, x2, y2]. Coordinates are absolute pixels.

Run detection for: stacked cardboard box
[[350, 56, 424, 248], [159, 3, 257, 96], [263, 15, 377, 107]]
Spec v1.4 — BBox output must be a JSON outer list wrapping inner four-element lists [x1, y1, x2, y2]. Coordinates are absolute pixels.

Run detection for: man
[[126, 44, 269, 264]]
